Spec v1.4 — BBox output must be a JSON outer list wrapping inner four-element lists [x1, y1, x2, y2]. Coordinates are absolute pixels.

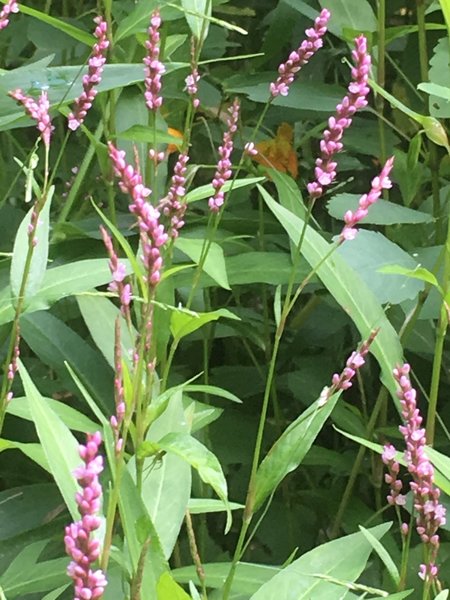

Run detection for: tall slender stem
[[377, 0, 387, 187]]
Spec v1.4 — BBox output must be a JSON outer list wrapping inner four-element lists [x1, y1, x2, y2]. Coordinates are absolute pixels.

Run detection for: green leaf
[[359, 526, 400, 586], [136, 390, 191, 560], [175, 237, 229, 290], [117, 125, 185, 146], [173, 562, 279, 594], [337, 231, 424, 304], [17, 5, 94, 45], [427, 37, 450, 118], [77, 295, 137, 369], [259, 186, 403, 403], [184, 384, 242, 403], [249, 523, 391, 599], [18, 360, 81, 520], [157, 572, 191, 600], [185, 177, 264, 204], [170, 306, 239, 339], [42, 586, 70, 600], [318, 0, 377, 36], [10, 188, 53, 303], [156, 432, 232, 532], [0, 438, 48, 471], [181, 0, 211, 41], [188, 498, 244, 514], [114, 0, 183, 42], [1, 540, 68, 599], [378, 264, 441, 289], [327, 194, 433, 225], [20, 311, 114, 413], [0, 258, 126, 326], [253, 393, 341, 512], [118, 468, 168, 596], [7, 395, 98, 433], [434, 591, 449, 600]]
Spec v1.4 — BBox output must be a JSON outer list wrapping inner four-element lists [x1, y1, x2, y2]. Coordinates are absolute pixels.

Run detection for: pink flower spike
[[394, 364, 446, 585], [159, 151, 190, 238], [65, 432, 107, 599], [68, 16, 109, 131], [0, 0, 19, 30], [9, 89, 53, 148], [307, 35, 371, 200], [339, 156, 394, 242], [270, 9, 330, 98], [144, 10, 165, 111], [208, 98, 240, 212]]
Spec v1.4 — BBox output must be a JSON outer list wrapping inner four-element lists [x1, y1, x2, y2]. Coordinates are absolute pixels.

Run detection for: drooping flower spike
[[208, 98, 240, 212], [64, 432, 107, 600], [307, 35, 371, 200], [185, 37, 200, 109], [0, 0, 19, 31], [9, 89, 53, 148], [339, 156, 394, 241], [393, 363, 446, 585], [270, 8, 330, 98], [318, 329, 378, 406], [68, 16, 109, 131], [144, 10, 165, 111]]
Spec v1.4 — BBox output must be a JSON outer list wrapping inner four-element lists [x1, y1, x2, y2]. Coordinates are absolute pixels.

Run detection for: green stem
[[377, 0, 387, 173], [330, 386, 388, 538], [426, 218, 450, 444]]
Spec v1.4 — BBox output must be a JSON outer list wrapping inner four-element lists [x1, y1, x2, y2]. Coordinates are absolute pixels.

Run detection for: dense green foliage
[[0, 1, 449, 599]]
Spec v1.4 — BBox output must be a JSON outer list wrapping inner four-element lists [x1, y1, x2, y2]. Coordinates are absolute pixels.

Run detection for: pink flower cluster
[[381, 444, 406, 507], [159, 152, 189, 238], [108, 143, 168, 287], [270, 8, 330, 98], [100, 225, 131, 317], [208, 98, 240, 212], [65, 432, 107, 600], [318, 329, 378, 406], [144, 10, 165, 111], [9, 89, 53, 148], [307, 35, 371, 200], [393, 364, 446, 584], [185, 70, 200, 108], [68, 17, 109, 131], [0, 0, 18, 30], [340, 156, 394, 241]]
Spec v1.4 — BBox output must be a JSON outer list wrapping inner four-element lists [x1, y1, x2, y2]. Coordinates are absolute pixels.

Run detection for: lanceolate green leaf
[[10, 188, 53, 303], [18, 360, 80, 520], [319, 0, 377, 36], [157, 573, 191, 600], [181, 0, 211, 41], [175, 237, 230, 289], [253, 393, 341, 512], [17, 5, 94, 45], [156, 432, 232, 532], [170, 307, 239, 339], [249, 523, 391, 599], [259, 186, 403, 402]]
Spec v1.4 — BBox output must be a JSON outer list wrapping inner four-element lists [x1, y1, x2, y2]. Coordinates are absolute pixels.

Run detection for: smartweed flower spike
[[108, 142, 168, 286], [112, 320, 125, 454], [381, 444, 406, 506], [68, 16, 109, 131], [340, 157, 394, 241], [144, 10, 165, 111], [269, 8, 330, 98], [318, 329, 378, 405], [159, 151, 190, 238], [0, 0, 19, 30], [307, 35, 371, 200], [185, 38, 200, 108], [65, 432, 107, 600], [9, 89, 53, 148], [393, 364, 446, 584], [208, 98, 240, 212], [100, 225, 131, 318]]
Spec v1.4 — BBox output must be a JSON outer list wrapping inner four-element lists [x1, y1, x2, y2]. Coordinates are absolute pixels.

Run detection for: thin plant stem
[[426, 217, 450, 444], [377, 0, 387, 173], [185, 510, 208, 600]]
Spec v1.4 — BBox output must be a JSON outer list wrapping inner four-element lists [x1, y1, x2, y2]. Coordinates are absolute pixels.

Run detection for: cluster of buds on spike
[[9, 89, 53, 148]]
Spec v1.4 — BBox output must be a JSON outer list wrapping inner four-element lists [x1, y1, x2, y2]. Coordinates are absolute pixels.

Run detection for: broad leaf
[[249, 523, 391, 599], [181, 0, 211, 41], [18, 360, 80, 520], [327, 194, 433, 225], [318, 0, 377, 37], [175, 237, 230, 289], [170, 306, 239, 339], [157, 572, 191, 600]]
